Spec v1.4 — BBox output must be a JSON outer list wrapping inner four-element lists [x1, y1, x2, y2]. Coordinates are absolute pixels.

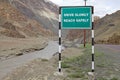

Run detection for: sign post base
[[54, 72, 63, 76]]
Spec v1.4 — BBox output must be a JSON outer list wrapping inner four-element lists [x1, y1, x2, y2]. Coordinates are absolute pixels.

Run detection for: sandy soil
[[2, 48, 84, 80], [0, 36, 48, 61]]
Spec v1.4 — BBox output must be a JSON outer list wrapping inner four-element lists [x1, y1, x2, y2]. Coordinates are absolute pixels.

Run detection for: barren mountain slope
[[9, 0, 59, 34], [0, 0, 55, 38], [66, 11, 120, 44], [95, 11, 120, 44]]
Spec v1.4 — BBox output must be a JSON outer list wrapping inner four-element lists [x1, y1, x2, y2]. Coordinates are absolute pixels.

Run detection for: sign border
[[59, 6, 94, 29]]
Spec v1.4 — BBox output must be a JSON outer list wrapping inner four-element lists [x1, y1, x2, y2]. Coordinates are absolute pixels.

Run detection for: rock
[[115, 68, 119, 72], [44, 76, 48, 80], [87, 72, 95, 80], [54, 72, 63, 76], [110, 74, 115, 78], [25, 50, 30, 52], [16, 53, 23, 56]]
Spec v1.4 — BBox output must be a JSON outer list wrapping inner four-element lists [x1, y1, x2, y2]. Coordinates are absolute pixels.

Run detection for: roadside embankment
[[0, 37, 48, 61]]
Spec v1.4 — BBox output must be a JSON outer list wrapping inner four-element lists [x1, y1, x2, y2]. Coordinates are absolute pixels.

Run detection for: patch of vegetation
[[111, 77, 118, 80], [62, 44, 92, 79], [62, 43, 116, 79], [80, 43, 91, 49], [62, 62, 71, 68], [96, 63, 106, 67], [98, 77, 108, 80], [65, 69, 71, 73], [68, 73, 84, 78], [41, 59, 48, 62]]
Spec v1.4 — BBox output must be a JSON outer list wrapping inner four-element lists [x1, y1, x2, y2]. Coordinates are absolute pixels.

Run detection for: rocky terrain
[[95, 11, 120, 44], [66, 12, 120, 44], [0, 0, 58, 61], [0, 0, 55, 38], [9, 0, 59, 34]]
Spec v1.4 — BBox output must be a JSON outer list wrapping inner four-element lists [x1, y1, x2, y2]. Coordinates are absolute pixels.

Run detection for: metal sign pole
[[84, 0, 95, 79], [59, 8, 62, 72], [91, 6, 95, 79]]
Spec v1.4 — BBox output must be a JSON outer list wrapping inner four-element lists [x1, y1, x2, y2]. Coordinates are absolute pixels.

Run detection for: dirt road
[[0, 41, 59, 80], [95, 44, 120, 63], [95, 44, 120, 79]]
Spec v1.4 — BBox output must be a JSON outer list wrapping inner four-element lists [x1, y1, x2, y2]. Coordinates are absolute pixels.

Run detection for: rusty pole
[[84, 0, 87, 47]]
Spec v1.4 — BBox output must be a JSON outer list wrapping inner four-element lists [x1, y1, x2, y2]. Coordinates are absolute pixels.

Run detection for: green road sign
[[60, 6, 92, 29]]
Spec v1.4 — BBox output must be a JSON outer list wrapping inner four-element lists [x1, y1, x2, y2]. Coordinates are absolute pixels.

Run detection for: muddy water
[[0, 41, 60, 80]]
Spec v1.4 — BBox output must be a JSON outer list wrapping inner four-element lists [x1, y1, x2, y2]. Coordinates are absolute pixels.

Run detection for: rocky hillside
[[0, 0, 57, 38], [95, 11, 120, 44], [9, 0, 59, 34], [66, 11, 120, 44]]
